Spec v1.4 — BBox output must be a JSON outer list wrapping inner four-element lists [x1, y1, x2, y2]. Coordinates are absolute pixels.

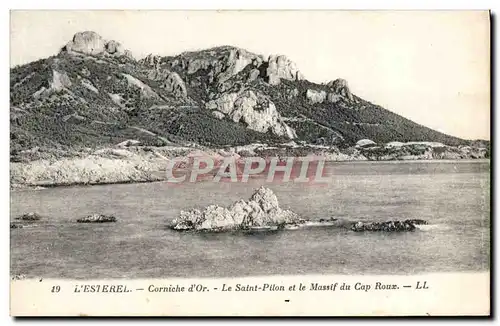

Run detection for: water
[[10, 161, 490, 279]]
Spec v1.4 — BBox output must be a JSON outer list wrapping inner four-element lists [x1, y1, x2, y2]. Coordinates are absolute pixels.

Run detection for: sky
[[10, 10, 490, 140]]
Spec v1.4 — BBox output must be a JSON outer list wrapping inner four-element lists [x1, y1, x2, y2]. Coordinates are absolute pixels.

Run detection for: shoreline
[[11, 157, 490, 191]]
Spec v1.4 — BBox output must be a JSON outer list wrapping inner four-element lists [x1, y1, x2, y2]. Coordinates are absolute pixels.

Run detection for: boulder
[[62, 31, 133, 58], [77, 214, 117, 223], [105, 40, 124, 55], [171, 187, 303, 231], [212, 110, 225, 120], [63, 31, 106, 56]]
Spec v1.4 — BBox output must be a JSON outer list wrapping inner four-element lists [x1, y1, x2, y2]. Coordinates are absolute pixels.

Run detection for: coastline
[[10, 154, 490, 190]]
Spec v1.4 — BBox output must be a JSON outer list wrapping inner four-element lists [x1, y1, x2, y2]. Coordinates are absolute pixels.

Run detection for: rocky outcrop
[[217, 48, 260, 83], [16, 212, 42, 221], [61, 31, 133, 59], [174, 46, 261, 85], [33, 70, 72, 99], [350, 220, 425, 232], [206, 90, 296, 138], [121, 73, 158, 99], [172, 187, 304, 231], [147, 69, 187, 98], [265, 55, 304, 85], [327, 78, 354, 101], [305, 89, 343, 104], [105, 40, 132, 58], [142, 54, 163, 67], [405, 219, 428, 225], [51, 70, 72, 91], [77, 214, 117, 223], [171, 186, 428, 233], [10, 223, 24, 229], [247, 68, 260, 82], [356, 139, 377, 148], [326, 93, 342, 103], [306, 89, 327, 104], [163, 72, 187, 98], [80, 78, 98, 94]]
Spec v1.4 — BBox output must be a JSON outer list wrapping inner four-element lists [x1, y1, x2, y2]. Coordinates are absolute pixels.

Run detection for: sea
[[10, 160, 490, 279]]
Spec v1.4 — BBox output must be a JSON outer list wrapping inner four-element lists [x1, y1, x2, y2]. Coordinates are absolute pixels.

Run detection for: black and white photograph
[[9, 10, 491, 316]]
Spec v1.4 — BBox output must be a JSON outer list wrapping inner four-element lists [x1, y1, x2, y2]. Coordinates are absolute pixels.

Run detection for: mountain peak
[[10, 34, 471, 153], [60, 31, 133, 59]]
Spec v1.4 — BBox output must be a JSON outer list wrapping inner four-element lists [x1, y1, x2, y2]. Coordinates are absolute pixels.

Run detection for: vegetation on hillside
[[10, 42, 483, 160]]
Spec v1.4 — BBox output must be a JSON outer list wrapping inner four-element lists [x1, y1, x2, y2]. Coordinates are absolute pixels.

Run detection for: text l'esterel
[[73, 284, 132, 293]]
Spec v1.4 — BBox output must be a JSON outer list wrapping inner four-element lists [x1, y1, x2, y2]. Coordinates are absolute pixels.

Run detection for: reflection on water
[[10, 161, 490, 279]]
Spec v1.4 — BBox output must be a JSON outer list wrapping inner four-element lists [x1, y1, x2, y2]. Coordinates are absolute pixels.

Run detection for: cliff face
[[11, 31, 482, 159]]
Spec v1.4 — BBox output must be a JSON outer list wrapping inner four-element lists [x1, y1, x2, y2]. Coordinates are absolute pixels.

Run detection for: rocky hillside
[[11, 31, 476, 158]]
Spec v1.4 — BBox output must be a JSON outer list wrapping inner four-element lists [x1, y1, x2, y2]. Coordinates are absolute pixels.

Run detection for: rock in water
[[77, 214, 117, 223], [16, 212, 42, 221], [172, 187, 303, 231], [350, 220, 420, 232], [404, 219, 428, 225]]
